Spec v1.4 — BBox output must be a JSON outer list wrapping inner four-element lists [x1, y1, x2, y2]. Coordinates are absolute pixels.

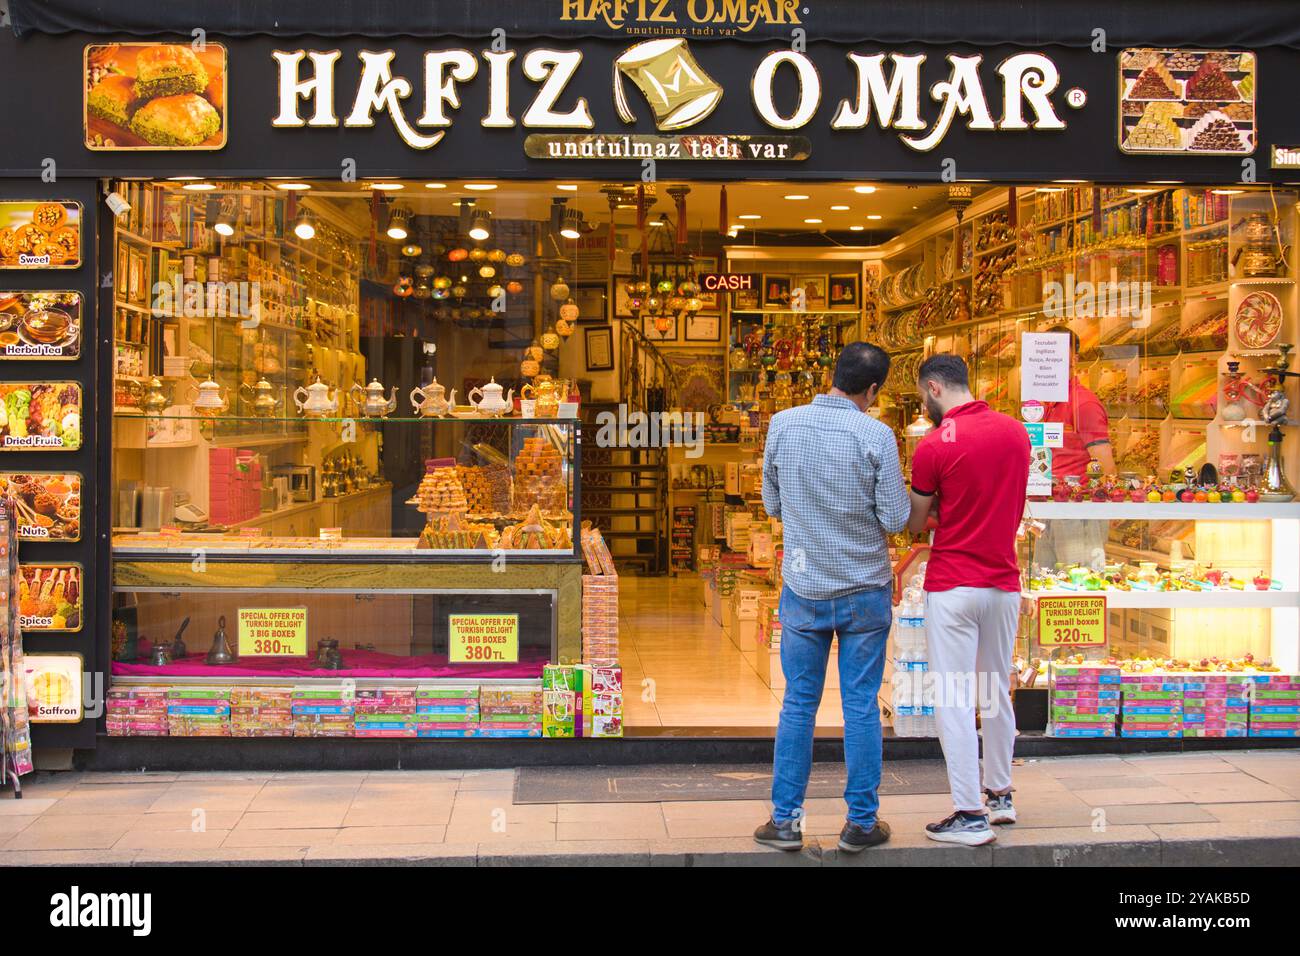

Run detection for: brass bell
[[206, 614, 237, 665]]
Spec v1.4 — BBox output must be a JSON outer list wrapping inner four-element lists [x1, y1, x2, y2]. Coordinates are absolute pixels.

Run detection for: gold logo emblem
[[613, 39, 722, 131]]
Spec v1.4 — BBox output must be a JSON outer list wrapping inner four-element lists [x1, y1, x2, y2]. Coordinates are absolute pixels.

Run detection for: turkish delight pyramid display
[[497, 504, 572, 550], [1128, 63, 1180, 100], [1187, 110, 1247, 153], [1125, 101, 1183, 151], [1185, 58, 1240, 101], [415, 459, 468, 515], [418, 509, 497, 550]]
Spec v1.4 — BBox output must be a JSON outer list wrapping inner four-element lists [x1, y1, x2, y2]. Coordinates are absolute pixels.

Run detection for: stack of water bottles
[[890, 565, 937, 737]]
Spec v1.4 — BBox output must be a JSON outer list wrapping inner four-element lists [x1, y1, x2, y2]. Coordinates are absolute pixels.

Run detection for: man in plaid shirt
[[753, 342, 909, 855]]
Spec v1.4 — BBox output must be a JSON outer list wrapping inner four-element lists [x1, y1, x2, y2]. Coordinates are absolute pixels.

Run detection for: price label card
[[238, 607, 308, 657], [1037, 595, 1107, 647], [449, 613, 519, 664]]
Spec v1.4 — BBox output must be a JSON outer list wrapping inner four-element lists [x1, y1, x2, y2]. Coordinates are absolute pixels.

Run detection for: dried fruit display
[[1129, 64, 1179, 100], [1185, 60, 1239, 101]]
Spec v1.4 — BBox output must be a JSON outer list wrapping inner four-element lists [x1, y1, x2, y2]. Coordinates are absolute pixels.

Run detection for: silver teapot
[[350, 378, 399, 418]]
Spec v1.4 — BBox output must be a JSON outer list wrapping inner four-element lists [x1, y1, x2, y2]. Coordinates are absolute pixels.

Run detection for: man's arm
[[873, 432, 910, 534], [907, 489, 933, 535], [1088, 441, 1117, 475], [761, 419, 781, 519]]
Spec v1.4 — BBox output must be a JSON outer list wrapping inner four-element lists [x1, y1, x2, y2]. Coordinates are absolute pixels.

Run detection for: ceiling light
[[560, 208, 583, 240], [831, 205, 850, 211], [401, 242, 423, 257], [386, 207, 411, 241], [1126, 187, 1158, 194], [182, 182, 216, 191], [738, 214, 761, 220], [1148, 180, 1183, 184], [784, 194, 810, 200], [730, 224, 745, 230], [853, 186, 877, 194], [556, 184, 579, 191], [867, 214, 882, 220], [648, 218, 665, 227], [424, 182, 447, 190], [1052, 179, 1087, 184], [468, 209, 492, 241], [293, 209, 316, 240], [1211, 188, 1244, 195], [168, 175, 201, 181], [464, 183, 498, 191], [368, 182, 404, 191], [804, 218, 823, 224], [850, 225, 865, 232], [275, 182, 312, 191], [1036, 187, 1067, 193]]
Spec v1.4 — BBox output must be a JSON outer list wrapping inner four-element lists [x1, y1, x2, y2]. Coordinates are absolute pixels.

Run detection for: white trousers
[[925, 587, 1020, 812]]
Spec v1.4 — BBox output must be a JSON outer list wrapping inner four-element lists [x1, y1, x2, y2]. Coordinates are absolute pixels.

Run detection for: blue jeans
[[771, 584, 891, 829]]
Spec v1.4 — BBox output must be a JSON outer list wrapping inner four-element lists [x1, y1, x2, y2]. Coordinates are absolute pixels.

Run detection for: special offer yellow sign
[[449, 613, 519, 664], [237, 607, 308, 657], [1037, 595, 1107, 647]]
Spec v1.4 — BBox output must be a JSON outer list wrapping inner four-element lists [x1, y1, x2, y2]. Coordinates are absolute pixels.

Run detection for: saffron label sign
[[449, 613, 519, 663]]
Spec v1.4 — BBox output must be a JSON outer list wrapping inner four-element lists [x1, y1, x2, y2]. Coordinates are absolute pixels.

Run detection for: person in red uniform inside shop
[[1035, 325, 1115, 570]]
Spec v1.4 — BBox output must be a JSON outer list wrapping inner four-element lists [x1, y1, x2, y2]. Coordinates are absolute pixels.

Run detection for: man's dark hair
[[832, 341, 891, 395], [917, 353, 970, 390], [1045, 324, 1080, 354]]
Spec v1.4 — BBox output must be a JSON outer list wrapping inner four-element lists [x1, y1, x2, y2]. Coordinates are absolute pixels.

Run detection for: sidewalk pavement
[[0, 750, 1297, 866]]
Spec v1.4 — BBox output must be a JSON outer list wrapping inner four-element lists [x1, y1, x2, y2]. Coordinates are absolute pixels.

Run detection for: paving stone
[[990, 824, 1161, 867], [333, 825, 446, 845], [650, 837, 823, 867], [305, 843, 477, 866], [222, 828, 340, 848], [133, 847, 306, 866], [1, 849, 141, 866], [1201, 801, 1300, 823], [44, 786, 172, 815], [478, 839, 652, 866], [1152, 820, 1300, 866]]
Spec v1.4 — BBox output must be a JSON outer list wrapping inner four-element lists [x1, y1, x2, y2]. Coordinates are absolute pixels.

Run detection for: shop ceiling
[[208, 179, 982, 242]]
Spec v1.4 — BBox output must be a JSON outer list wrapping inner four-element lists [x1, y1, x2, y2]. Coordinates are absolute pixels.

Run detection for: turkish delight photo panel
[[1119, 48, 1256, 155], [84, 42, 228, 150]]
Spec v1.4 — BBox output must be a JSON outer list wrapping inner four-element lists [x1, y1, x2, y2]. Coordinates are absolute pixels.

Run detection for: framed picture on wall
[[762, 274, 791, 309], [684, 313, 721, 342], [585, 325, 614, 371], [614, 282, 635, 318], [733, 285, 760, 311], [574, 284, 607, 323], [794, 274, 828, 311], [829, 272, 861, 310], [128, 247, 149, 305], [642, 315, 678, 343], [115, 242, 130, 303]]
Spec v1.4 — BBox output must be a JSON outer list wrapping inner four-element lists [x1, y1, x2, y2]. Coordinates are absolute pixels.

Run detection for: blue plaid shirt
[[762, 394, 910, 601]]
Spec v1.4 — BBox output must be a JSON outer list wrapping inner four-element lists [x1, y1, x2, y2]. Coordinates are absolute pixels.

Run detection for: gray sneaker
[[925, 810, 997, 846], [984, 789, 1017, 825]]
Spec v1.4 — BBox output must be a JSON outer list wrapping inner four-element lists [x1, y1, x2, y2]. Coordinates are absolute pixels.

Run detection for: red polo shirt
[[910, 400, 1030, 593], [1044, 378, 1110, 479]]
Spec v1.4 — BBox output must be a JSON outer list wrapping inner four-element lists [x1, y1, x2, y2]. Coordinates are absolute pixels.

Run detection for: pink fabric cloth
[[112, 646, 548, 680]]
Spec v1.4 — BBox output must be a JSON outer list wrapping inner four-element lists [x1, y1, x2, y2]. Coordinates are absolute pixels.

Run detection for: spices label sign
[[1037, 595, 1107, 647], [449, 613, 519, 664], [238, 607, 308, 657]]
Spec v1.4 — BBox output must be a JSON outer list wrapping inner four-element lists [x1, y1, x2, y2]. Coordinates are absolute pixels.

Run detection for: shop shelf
[[1025, 501, 1300, 520], [1024, 588, 1300, 609]]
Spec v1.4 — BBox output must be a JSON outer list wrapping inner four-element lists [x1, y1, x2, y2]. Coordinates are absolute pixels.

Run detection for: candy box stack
[[580, 527, 619, 666], [478, 685, 543, 737], [106, 685, 168, 736], [291, 683, 355, 737], [353, 686, 418, 738], [1049, 664, 1120, 737], [542, 664, 579, 738], [1248, 674, 1300, 737], [229, 685, 293, 737], [208, 447, 260, 525], [1120, 674, 1183, 738], [415, 684, 479, 737], [582, 664, 623, 738], [165, 686, 231, 737], [1181, 675, 1250, 738]]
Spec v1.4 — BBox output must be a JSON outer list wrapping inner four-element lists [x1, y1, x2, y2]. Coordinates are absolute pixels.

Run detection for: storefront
[[1, 0, 1298, 770]]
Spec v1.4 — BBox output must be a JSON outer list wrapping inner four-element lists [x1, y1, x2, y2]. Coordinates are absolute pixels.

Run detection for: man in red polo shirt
[[1037, 325, 1114, 569], [907, 354, 1030, 847]]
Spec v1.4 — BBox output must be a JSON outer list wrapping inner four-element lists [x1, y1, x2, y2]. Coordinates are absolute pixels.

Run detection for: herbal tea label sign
[[1020, 332, 1071, 402], [1037, 595, 1107, 647], [238, 607, 308, 657], [449, 613, 519, 664]]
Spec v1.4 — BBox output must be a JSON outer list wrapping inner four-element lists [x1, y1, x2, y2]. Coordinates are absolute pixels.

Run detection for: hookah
[[1258, 344, 1296, 501]]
